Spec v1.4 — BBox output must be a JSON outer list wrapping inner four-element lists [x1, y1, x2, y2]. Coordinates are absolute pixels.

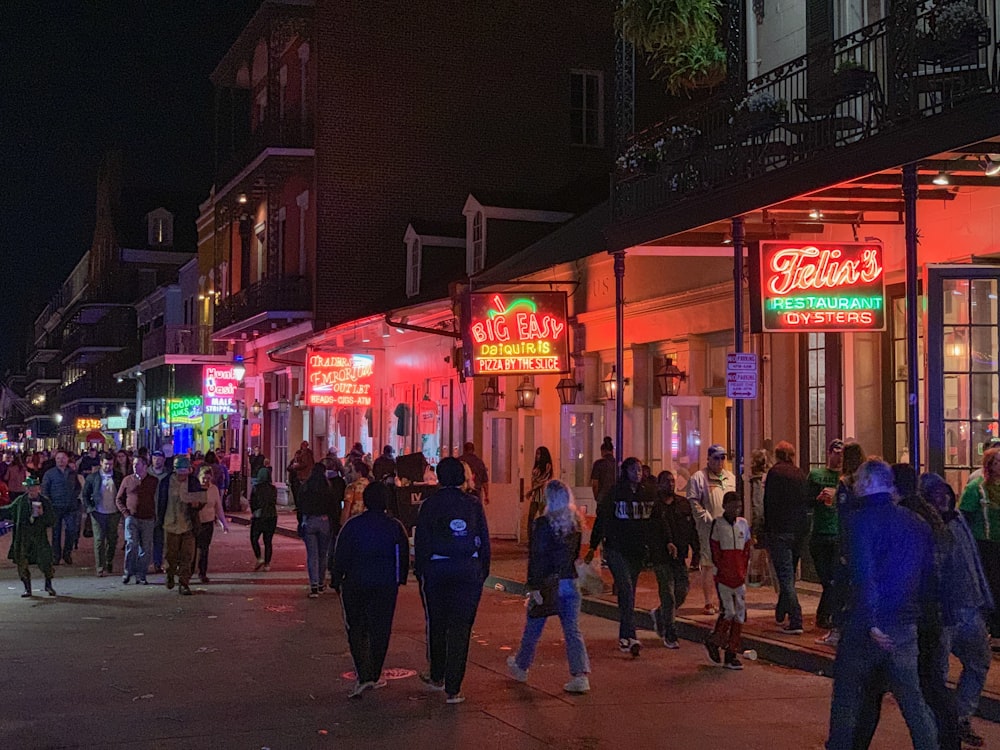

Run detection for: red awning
[[84, 430, 107, 443]]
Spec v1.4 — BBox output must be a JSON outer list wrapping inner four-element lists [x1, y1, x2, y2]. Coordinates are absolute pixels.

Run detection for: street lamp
[[120, 404, 131, 420], [515, 376, 538, 409], [481, 377, 502, 411], [555, 377, 582, 406], [656, 356, 688, 397], [602, 366, 629, 401], [250, 399, 262, 418], [233, 355, 246, 383]]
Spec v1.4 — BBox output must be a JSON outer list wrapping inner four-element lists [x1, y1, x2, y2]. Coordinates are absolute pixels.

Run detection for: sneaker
[[166, 574, 175, 590], [662, 637, 680, 650], [704, 635, 722, 664], [317, 584, 326, 593], [254, 559, 265, 571], [506, 656, 528, 683], [815, 630, 840, 646], [138, 579, 148, 585], [418, 672, 445, 691], [618, 638, 631, 653], [179, 584, 192, 596], [263, 565, 271, 572], [959, 718, 985, 748], [445, 693, 465, 704], [347, 681, 371, 699], [780, 625, 805, 635], [122, 575, 131, 585], [724, 653, 744, 670], [20, 590, 32, 598], [97, 570, 106, 578], [308, 587, 319, 599], [703, 603, 718, 615], [563, 675, 590, 694], [629, 639, 642, 658], [372, 678, 388, 690]]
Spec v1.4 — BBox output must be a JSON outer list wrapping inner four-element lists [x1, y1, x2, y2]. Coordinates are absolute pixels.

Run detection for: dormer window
[[407, 237, 422, 297], [471, 211, 485, 274]]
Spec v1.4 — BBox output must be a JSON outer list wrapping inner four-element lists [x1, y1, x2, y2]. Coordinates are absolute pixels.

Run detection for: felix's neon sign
[[759, 241, 886, 332], [464, 292, 570, 375]]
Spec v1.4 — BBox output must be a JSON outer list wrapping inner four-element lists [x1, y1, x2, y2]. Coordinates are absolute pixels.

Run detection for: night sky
[[0, 0, 261, 372]]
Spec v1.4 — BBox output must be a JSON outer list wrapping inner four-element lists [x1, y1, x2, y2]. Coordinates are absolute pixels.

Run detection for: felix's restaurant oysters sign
[[754, 241, 885, 332], [462, 292, 570, 376]]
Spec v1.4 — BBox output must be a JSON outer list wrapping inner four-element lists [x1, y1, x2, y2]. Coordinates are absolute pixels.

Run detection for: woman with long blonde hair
[[506, 479, 591, 694]]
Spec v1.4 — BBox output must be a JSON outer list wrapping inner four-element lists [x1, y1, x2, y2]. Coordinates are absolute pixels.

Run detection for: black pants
[[340, 584, 399, 683], [419, 562, 483, 696], [250, 517, 277, 564], [194, 523, 214, 578], [810, 534, 839, 628], [977, 539, 1000, 636]]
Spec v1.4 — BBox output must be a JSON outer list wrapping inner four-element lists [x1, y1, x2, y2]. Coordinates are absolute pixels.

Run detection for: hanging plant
[[616, 0, 727, 95]]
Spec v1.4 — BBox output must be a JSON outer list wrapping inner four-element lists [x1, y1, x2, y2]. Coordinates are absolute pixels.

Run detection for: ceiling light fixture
[[809, 208, 823, 220], [932, 171, 950, 185], [981, 154, 1000, 177]]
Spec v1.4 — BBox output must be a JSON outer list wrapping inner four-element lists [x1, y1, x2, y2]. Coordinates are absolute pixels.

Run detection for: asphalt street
[[1, 523, 998, 750]]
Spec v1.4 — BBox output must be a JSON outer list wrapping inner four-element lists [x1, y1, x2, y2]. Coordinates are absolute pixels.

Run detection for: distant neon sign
[[75, 417, 102, 432], [203, 365, 239, 414], [306, 352, 374, 407], [759, 241, 885, 331], [168, 396, 203, 424], [463, 292, 570, 375]]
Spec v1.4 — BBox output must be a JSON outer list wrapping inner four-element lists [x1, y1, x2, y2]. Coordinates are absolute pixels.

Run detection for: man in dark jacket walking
[[81, 453, 123, 577], [332, 482, 410, 699], [763, 441, 809, 634], [42, 450, 79, 566], [649, 470, 698, 648], [414, 457, 490, 704]]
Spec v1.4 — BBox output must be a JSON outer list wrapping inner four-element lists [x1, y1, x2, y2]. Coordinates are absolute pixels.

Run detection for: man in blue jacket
[[42, 450, 80, 566], [414, 457, 490, 704], [331, 482, 410, 699]]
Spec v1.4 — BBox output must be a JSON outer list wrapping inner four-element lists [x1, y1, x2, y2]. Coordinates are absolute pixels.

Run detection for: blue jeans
[[513, 578, 591, 676], [769, 533, 802, 629], [604, 548, 644, 641], [124, 516, 155, 580], [827, 623, 938, 750], [52, 506, 79, 560], [940, 608, 992, 719], [300, 515, 331, 587]]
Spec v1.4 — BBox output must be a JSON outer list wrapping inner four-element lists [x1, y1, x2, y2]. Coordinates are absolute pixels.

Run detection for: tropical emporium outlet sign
[[306, 352, 374, 407], [757, 240, 885, 332], [463, 292, 570, 376], [203, 365, 239, 414]]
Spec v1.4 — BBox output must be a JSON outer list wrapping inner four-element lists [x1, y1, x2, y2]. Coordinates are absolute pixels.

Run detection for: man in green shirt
[[808, 438, 843, 639]]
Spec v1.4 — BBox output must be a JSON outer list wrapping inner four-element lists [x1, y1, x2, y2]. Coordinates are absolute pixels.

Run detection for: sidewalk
[[226, 513, 1000, 723]]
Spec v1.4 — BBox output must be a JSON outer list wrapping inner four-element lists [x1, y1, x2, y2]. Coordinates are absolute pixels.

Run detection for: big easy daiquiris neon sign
[[757, 240, 886, 332], [463, 292, 571, 376]]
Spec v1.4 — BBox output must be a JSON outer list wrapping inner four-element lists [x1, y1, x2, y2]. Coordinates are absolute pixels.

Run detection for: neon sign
[[306, 352, 374, 407], [168, 396, 203, 424], [203, 365, 239, 414], [758, 241, 885, 332], [75, 417, 102, 432], [463, 292, 570, 375]]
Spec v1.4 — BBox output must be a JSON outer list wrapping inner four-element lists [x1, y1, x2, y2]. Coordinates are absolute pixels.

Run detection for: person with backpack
[[413, 457, 491, 704]]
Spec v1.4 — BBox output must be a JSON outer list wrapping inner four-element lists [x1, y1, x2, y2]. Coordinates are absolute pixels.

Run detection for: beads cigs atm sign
[[306, 352, 374, 407], [756, 241, 886, 332], [462, 292, 570, 375]]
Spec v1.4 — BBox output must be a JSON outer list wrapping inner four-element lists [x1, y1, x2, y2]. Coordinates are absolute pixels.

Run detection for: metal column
[[732, 216, 745, 497], [903, 163, 920, 468], [613, 250, 626, 471]]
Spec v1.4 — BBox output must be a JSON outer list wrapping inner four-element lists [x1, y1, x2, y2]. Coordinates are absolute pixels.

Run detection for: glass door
[[927, 265, 1000, 489], [559, 405, 604, 516], [482, 411, 520, 540], [663, 396, 713, 494]]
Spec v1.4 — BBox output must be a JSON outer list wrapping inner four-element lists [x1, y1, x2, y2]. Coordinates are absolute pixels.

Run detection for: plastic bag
[[575, 558, 604, 596]]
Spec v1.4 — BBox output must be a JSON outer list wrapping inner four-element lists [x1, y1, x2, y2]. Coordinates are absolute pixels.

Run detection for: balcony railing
[[613, 0, 1000, 222], [216, 113, 314, 189], [141, 324, 226, 361], [214, 275, 312, 332]]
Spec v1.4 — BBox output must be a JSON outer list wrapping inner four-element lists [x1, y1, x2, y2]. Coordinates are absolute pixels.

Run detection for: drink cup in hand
[[31, 501, 42, 517], [820, 488, 835, 507]]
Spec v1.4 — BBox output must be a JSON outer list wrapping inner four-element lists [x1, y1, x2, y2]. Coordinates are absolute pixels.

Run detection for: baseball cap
[[828, 439, 845, 452], [151, 450, 165, 458], [174, 456, 192, 470], [707, 444, 727, 459], [24, 476, 40, 487]]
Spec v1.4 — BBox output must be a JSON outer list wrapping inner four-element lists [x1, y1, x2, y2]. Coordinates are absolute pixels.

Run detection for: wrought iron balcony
[[213, 275, 312, 335], [141, 324, 226, 361], [216, 113, 315, 190], [613, 0, 1000, 224]]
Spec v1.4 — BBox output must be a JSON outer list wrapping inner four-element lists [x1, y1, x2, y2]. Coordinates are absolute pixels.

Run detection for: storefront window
[[564, 409, 596, 489], [490, 416, 512, 485], [941, 278, 998, 477], [806, 333, 826, 469], [890, 292, 924, 463]]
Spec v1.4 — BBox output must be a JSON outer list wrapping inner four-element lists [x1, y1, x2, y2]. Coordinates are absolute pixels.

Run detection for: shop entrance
[[927, 265, 1000, 489], [559, 405, 604, 515], [662, 396, 713, 493], [482, 411, 520, 540]]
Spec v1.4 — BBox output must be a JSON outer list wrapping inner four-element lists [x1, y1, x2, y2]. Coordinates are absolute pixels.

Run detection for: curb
[[486, 574, 1000, 723]]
